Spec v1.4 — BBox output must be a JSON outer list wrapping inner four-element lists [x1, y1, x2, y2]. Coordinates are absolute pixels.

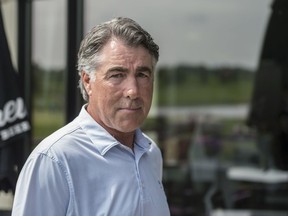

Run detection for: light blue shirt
[[12, 106, 170, 216]]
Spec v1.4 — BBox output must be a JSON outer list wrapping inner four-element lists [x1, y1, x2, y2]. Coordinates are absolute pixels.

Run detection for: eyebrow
[[107, 66, 128, 73], [107, 66, 153, 74], [136, 66, 152, 74]]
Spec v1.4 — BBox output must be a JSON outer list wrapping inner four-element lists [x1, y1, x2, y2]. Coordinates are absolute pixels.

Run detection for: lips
[[119, 106, 141, 111], [118, 100, 143, 111]]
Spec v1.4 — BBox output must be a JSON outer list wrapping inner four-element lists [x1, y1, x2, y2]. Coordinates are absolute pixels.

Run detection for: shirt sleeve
[[12, 152, 71, 216]]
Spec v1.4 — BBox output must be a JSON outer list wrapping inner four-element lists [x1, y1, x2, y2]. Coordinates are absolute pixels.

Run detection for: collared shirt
[[12, 106, 170, 216]]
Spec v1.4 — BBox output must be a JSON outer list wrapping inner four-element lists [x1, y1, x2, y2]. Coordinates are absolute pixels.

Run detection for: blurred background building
[[0, 0, 287, 215]]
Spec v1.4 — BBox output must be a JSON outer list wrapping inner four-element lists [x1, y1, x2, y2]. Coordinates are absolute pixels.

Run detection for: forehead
[[99, 38, 155, 65]]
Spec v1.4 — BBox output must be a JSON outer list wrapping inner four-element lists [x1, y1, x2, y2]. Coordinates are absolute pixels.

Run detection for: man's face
[[83, 38, 154, 133]]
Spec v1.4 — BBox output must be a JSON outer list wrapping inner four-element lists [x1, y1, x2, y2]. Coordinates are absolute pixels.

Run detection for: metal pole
[[66, 0, 84, 123], [18, 0, 32, 161]]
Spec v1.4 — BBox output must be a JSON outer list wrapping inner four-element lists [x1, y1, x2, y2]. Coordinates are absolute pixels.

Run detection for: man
[[12, 17, 170, 216]]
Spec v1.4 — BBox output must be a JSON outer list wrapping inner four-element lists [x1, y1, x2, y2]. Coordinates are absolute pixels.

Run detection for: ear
[[81, 71, 92, 96]]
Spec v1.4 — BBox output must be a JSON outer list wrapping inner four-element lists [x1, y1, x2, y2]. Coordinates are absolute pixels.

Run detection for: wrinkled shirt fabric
[[12, 106, 170, 216]]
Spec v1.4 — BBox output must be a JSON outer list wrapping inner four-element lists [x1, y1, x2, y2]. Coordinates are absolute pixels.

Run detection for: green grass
[[31, 68, 254, 141], [158, 75, 253, 106], [32, 109, 65, 140]]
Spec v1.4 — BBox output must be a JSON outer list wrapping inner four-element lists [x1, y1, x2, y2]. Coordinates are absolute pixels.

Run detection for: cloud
[[33, 0, 273, 70]]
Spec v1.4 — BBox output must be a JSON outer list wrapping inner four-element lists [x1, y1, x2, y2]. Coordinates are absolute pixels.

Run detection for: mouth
[[119, 107, 141, 111], [118, 100, 143, 112], [118, 104, 143, 112]]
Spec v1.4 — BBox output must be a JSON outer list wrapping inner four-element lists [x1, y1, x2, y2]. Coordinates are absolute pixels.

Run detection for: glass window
[[31, 0, 67, 143], [84, 0, 288, 215]]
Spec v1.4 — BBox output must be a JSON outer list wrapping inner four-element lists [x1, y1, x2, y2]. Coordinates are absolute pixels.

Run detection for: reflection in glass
[[31, 0, 67, 142], [84, 0, 288, 215]]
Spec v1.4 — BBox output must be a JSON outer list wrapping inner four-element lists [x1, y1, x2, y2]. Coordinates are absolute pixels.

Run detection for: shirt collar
[[76, 105, 151, 155], [134, 128, 151, 150]]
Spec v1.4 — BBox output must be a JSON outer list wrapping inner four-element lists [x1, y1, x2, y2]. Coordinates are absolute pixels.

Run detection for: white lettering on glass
[[0, 97, 27, 127], [0, 121, 31, 141]]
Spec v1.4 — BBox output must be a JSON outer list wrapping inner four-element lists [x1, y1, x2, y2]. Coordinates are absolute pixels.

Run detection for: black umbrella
[[0, 4, 31, 192], [248, 0, 288, 170]]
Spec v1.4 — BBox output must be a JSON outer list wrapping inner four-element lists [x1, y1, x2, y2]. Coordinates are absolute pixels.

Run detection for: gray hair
[[77, 17, 159, 101]]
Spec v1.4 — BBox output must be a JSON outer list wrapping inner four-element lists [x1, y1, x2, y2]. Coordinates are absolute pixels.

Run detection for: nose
[[124, 77, 139, 100]]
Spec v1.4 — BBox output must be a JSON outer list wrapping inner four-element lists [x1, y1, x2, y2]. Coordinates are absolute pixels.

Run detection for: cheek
[[143, 84, 154, 100], [90, 82, 110, 97], [89, 84, 107, 106], [98, 87, 121, 106]]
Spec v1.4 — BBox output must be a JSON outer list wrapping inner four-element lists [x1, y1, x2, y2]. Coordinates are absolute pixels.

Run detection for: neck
[[85, 105, 135, 149], [110, 129, 135, 149], [114, 132, 135, 149]]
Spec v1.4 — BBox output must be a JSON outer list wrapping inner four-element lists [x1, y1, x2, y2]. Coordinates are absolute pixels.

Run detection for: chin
[[117, 123, 140, 133], [117, 119, 144, 131], [118, 127, 138, 133]]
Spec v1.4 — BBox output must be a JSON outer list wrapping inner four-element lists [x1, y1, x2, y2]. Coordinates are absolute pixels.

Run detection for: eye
[[110, 73, 125, 79], [137, 71, 150, 78]]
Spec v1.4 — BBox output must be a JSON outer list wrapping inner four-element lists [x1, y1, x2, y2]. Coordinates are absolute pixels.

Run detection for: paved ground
[[0, 191, 13, 213]]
